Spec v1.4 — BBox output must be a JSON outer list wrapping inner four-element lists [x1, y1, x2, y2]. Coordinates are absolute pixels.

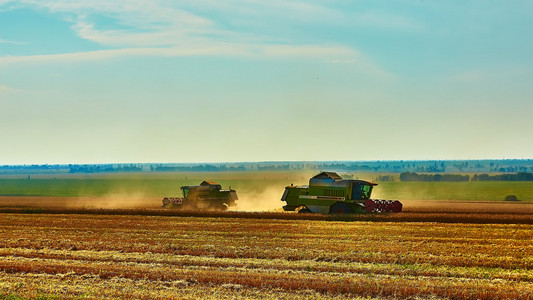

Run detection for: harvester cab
[[281, 172, 402, 214]]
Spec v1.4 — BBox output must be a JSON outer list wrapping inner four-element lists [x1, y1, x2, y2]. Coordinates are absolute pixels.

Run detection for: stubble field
[[1, 213, 532, 299]]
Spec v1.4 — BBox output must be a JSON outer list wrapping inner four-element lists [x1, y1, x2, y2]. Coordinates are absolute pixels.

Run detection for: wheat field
[[0, 212, 531, 299]]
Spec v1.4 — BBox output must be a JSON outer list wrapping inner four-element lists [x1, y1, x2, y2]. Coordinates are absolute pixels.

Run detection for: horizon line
[[2, 158, 533, 167]]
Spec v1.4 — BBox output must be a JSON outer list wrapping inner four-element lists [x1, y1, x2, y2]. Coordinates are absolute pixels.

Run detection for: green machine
[[281, 172, 402, 214], [162, 181, 238, 210]]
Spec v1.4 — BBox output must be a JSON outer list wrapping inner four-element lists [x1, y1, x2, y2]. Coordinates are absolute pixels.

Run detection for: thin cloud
[[0, 37, 28, 45], [0, 43, 356, 63], [0, 1, 394, 80], [0, 84, 22, 93], [1, 1, 419, 49], [71, 19, 219, 48]]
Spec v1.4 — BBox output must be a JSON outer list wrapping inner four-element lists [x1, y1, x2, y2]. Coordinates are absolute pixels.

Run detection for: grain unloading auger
[[281, 172, 402, 214]]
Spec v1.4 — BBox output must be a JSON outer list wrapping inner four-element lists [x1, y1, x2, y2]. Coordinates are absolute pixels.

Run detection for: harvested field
[[0, 211, 532, 299], [401, 199, 533, 213]]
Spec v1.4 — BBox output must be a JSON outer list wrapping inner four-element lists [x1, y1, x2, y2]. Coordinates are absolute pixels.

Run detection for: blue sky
[[1, 1, 532, 164]]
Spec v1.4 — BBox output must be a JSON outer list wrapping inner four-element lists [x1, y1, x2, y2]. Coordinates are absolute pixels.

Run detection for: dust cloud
[[0, 194, 160, 210], [72, 184, 289, 212], [66, 194, 161, 209], [233, 185, 287, 212]]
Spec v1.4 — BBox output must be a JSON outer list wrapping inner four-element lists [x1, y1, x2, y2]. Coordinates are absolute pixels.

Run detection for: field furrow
[[0, 213, 532, 299]]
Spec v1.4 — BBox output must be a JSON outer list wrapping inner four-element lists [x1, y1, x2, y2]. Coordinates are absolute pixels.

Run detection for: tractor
[[281, 172, 402, 214]]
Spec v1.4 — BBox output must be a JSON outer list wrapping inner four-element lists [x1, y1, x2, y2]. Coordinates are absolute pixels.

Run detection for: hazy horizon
[[3, 157, 533, 166], [1, 1, 532, 165]]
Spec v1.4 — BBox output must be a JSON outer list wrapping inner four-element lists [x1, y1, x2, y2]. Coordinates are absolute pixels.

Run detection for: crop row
[[1, 215, 531, 269], [0, 213, 532, 299], [1, 253, 531, 300], [1, 247, 531, 282], [0, 272, 325, 299]]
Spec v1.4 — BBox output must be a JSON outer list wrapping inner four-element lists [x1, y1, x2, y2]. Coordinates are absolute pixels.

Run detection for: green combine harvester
[[281, 172, 402, 214], [162, 181, 238, 211]]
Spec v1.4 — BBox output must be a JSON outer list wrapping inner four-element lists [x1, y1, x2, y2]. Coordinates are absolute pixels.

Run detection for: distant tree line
[[399, 171, 533, 182], [472, 172, 533, 181], [399, 172, 470, 182], [69, 164, 142, 173], [2, 159, 533, 174], [151, 164, 246, 172], [316, 163, 376, 171], [256, 164, 291, 171], [0, 164, 62, 170]]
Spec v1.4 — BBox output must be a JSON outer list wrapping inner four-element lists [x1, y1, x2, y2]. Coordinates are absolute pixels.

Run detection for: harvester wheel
[[297, 207, 312, 213], [329, 202, 354, 214]]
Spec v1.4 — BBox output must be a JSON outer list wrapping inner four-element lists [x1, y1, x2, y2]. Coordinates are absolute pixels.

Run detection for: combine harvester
[[281, 172, 402, 214], [162, 181, 238, 211]]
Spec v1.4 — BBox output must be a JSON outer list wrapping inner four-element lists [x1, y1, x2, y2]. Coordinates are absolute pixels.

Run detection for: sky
[[1, 0, 532, 164]]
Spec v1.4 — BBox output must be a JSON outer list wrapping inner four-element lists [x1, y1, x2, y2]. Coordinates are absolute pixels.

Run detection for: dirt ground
[[0, 196, 162, 209], [400, 199, 533, 214]]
